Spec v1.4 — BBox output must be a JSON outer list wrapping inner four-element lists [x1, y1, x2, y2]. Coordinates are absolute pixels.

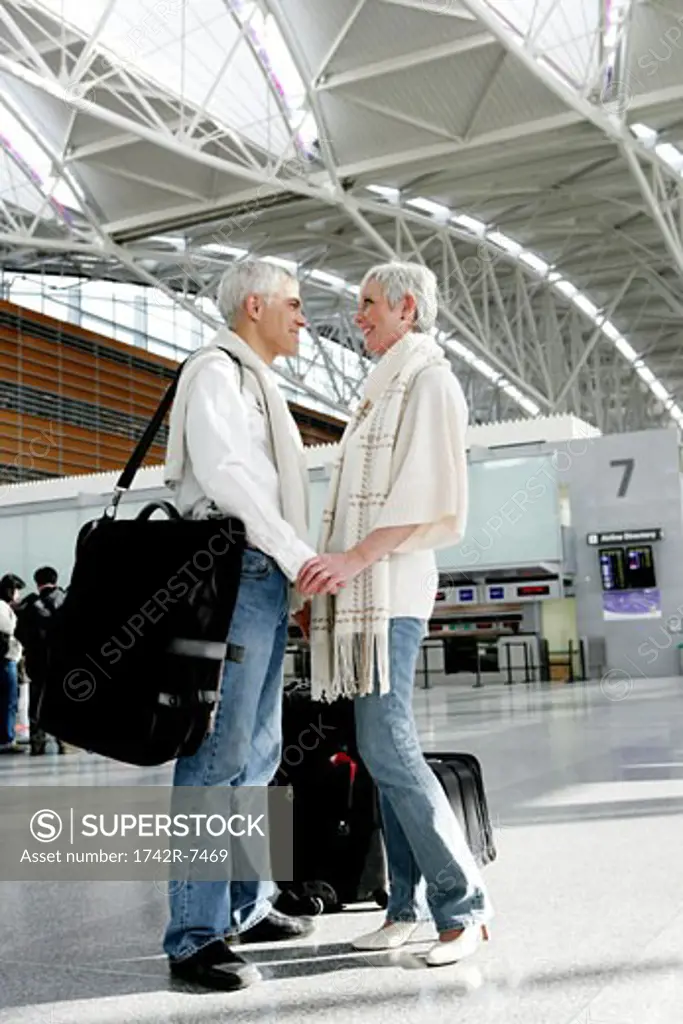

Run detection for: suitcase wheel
[[373, 888, 389, 910], [275, 889, 325, 917], [303, 880, 341, 912]]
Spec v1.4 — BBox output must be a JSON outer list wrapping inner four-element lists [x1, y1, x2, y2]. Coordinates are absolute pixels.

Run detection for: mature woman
[[0, 573, 26, 754], [297, 261, 492, 966]]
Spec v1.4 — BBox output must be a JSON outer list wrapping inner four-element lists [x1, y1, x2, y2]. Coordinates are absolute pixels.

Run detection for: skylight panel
[[487, 231, 522, 257], [614, 336, 638, 362], [649, 380, 670, 402], [452, 212, 486, 236], [407, 197, 450, 220], [366, 185, 400, 202], [310, 269, 346, 289], [519, 251, 550, 275]]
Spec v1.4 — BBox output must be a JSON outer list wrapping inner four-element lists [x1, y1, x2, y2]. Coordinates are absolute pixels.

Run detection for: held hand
[[293, 603, 311, 640], [296, 551, 366, 597]]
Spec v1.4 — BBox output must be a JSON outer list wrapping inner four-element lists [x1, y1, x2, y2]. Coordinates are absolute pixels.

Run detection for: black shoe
[[0, 743, 27, 755], [238, 909, 316, 944], [169, 940, 261, 991]]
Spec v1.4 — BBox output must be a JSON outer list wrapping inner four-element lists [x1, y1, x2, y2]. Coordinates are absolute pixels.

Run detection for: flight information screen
[[599, 545, 656, 590], [599, 548, 626, 591], [624, 545, 656, 589]]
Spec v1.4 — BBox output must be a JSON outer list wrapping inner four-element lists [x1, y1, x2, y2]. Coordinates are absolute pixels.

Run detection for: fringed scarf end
[[311, 628, 390, 702]]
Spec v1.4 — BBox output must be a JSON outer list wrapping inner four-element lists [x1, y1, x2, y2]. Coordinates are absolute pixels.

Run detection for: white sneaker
[[352, 921, 420, 951], [425, 924, 490, 967]]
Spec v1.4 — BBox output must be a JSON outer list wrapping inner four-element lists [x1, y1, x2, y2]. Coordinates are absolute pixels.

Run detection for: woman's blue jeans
[[0, 659, 19, 746], [354, 617, 493, 933]]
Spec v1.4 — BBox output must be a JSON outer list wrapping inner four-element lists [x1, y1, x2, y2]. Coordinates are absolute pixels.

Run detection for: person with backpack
[[15, 566, 67, 755], [0, 573, 26, 754]]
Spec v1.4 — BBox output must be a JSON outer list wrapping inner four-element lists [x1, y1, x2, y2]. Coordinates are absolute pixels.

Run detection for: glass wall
[[0, 270, 357, 416], [2, 270, 213, 362]]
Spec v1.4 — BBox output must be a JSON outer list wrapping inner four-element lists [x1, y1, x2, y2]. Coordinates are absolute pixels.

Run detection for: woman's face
[[355, 278, 415, 356]]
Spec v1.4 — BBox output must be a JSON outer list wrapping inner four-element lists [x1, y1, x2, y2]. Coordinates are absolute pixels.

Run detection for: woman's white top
[[0, 600, 22, 661], [328, 364, 469, 621]]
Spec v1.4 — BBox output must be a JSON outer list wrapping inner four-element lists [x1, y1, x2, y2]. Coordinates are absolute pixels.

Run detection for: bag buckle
[[103, 486, 126, 520]]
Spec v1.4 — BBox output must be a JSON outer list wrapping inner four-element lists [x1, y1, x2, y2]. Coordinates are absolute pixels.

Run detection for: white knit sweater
[[0, 600, 22, 661], [325, 361, 469, 620]]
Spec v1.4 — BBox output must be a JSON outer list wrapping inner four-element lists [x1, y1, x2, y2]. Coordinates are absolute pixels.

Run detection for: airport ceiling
[[1, 0, 683, 430]]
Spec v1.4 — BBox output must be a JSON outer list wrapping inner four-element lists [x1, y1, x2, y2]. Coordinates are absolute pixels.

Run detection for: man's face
[[355, 278, 414, 356], [253, 277, 306, 360]]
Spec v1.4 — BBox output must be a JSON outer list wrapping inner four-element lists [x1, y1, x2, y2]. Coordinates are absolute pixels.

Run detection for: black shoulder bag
[[38, 354, 247, 766]]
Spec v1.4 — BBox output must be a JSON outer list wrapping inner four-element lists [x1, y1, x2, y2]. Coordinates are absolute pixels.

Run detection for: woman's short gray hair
[[216, 259, 296, 326], [360, 261, 439, 332]]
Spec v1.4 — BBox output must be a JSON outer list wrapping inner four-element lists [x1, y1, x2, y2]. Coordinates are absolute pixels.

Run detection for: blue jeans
[[0, 659, 18, 746], [354, 617, 492, 933], [163, 547, 289, 961]]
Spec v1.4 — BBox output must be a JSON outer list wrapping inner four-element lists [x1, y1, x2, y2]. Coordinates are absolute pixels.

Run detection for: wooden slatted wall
[[0, 300, 344, 483]]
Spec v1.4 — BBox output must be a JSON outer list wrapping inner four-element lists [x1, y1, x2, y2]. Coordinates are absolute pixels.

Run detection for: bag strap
[[105, 347, 243, 518]]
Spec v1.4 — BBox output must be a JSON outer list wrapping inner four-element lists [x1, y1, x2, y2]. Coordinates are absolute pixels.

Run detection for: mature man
[[163, 259, 318, 991], [298, 262, 493, 967]]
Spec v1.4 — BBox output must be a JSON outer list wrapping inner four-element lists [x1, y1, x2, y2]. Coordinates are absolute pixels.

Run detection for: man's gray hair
[[360, 261, 439, 332], [216, 258, 297, 326]]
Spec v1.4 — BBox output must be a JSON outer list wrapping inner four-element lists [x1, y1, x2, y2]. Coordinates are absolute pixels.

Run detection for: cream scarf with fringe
[[310, 332, 449, 702]]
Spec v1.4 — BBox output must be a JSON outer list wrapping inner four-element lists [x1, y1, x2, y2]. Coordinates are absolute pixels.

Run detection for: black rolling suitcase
[[426, 752, 497, 867], [274, 681, 388, 914]]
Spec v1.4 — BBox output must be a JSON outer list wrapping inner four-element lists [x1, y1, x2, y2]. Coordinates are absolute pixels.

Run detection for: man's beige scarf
[[164, 328, 309, 608], [310, 332, 452, 702]]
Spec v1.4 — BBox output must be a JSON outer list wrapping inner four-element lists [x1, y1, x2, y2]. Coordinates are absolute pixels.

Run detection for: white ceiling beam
[[31, 30, 82, 56], [459, 0, 683, 283], [0, 4, 55, 79], [316, 33, 496, 90], [626, 83, 683, 109], [0, 234, 100, 253], [65, 131, 154, 161], [335, 111, 583, 178], [313, 0, 368, 84], [516, 268, 554, 396], [0, 196, 21, 233], [183, 6, 260, 171], [380, 0, 476, 18], [342, 92, 459, 142], [263, 0, 342, 192], [621, 147, 683, 279], [0, 53, 332, 203], [460, 48, 506, 140], [107, 64, 176, 137], [101, 186, 276, 235], [66, 0, 119, 89], [87, 165, 208, 202], [550, 269, 637, 411]]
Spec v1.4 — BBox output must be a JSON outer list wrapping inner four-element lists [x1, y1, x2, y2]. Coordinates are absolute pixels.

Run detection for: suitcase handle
[[329, 752, 358, 812]]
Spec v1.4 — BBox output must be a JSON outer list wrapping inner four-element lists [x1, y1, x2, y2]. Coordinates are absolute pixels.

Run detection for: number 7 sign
[[610, 458, 634, 497]]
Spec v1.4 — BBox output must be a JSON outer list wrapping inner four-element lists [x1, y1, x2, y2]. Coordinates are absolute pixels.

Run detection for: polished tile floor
[[1, 674, 683, 1023]]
